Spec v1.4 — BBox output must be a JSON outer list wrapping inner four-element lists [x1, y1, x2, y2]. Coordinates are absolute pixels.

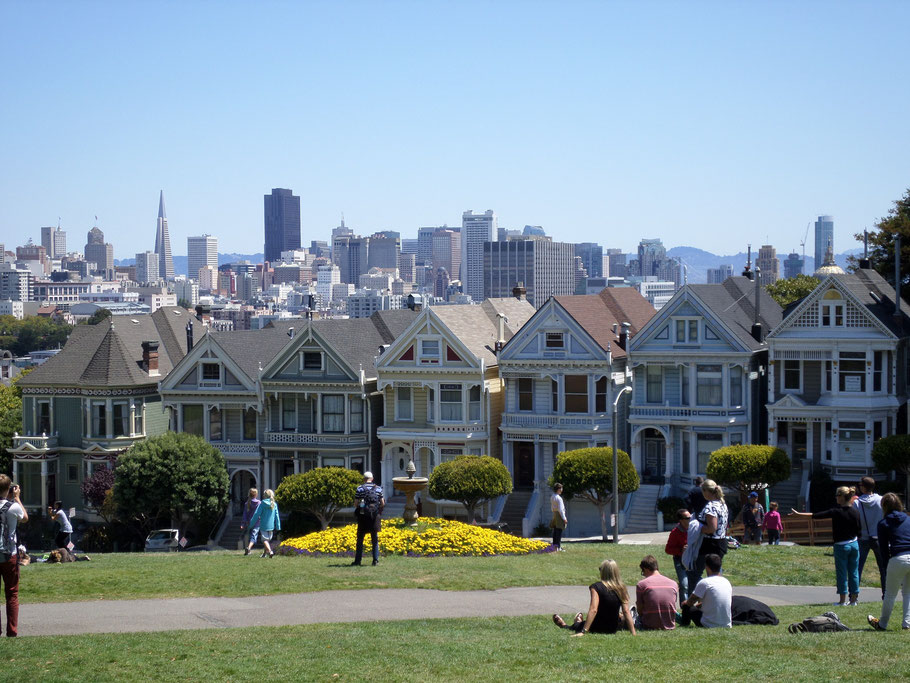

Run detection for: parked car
[[145, 529, 180, 552]]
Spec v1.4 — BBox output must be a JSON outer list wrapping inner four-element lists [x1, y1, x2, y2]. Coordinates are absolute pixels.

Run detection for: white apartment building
[[461, 210, 496, 303], [187, 235, 218, 281], [135, 251, 159, 285]]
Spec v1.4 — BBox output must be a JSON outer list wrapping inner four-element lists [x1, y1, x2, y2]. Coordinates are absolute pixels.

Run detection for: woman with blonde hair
[[551, 559, 637, 636], [241, 487, 261, 556], [686, 479, 729, 589], [791, 486, 861, 605], [248, 488, 281, 558]]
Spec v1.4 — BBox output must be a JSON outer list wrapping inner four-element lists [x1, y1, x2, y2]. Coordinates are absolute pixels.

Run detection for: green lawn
[[6, 606, 907, 682], [19, 542, 879, 603]]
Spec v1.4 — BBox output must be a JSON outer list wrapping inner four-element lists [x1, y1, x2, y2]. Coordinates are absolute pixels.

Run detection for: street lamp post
[[612, 384, 633, 543]]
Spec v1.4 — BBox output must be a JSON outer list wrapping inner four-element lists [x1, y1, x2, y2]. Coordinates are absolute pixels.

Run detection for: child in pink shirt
[[763, 501, 783, 545]]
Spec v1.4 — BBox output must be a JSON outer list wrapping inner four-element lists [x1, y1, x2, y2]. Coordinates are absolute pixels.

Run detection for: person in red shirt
[[665, 508, 691, 603], [635, 555, 679, 630]]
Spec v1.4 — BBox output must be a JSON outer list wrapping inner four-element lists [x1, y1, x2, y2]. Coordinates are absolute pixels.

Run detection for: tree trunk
[[465, 503, 477, 523], [598, 503, 609, 542]]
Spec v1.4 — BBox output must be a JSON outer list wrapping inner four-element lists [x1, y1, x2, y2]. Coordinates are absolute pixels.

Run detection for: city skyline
[[2, 3, 908, 255]]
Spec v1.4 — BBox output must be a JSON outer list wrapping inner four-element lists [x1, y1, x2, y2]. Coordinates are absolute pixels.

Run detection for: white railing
[[263, 431, 369, 445], [501, 414, 611, 430], [212, 442, 260, 455], [12, 433, 58, 450], [629, 406, 748, 418]]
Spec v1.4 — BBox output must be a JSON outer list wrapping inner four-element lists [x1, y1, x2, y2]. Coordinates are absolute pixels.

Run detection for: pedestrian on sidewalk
[[1, 474, 28, 637], [550, 483, 567, 551], [853, 476, 886, 597], [248, 489, 280, 558], [241, 488, 261, 556], [664, 508, 691, 603], [791, 486, 861, 606], [352, 472, 384, 566], [868, 493, 910, 631], [763, 502, 783, 545]]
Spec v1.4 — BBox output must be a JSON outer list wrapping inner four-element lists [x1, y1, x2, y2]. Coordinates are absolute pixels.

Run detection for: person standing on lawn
[[247, 489, 280, 558], [680, 553, 732, 628], [868, 493, 910, 631], [665, 508, 691, 603], [1, 474, 28, 637], [352, 471, 384, 567], [763, 502, 783, 545], [241, 487, 261, 556], [48, 500, 73, 550], [687, 479, 729, 590], [853, 476, 886, 598], [686, 476, 706, 516], [791, 486, 861, 606], [550, 483, 568, 551], [740, 491, 764, 545]]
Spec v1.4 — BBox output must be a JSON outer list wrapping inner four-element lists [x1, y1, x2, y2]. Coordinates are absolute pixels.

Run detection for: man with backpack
[[1, 474, 28, 637], [352, 471, 384, 567]]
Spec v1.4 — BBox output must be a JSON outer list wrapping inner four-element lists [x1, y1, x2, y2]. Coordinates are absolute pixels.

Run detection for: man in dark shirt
[[686, 476, 706, 516], [352, 471, 384, 567]]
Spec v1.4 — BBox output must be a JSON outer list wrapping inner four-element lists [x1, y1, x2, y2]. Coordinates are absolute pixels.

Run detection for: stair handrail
[[211, 505, 235, 548], [490, 493, 508, 523], [522, 487, 541, 538]]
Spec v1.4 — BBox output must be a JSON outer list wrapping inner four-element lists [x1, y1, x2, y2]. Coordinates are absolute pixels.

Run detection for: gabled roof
[[429, 298, 535, 365], [685, 276, 783, 351], [553, 288, 656, 358], [21, 307, 204, 388], [208, 328, 294, 381]]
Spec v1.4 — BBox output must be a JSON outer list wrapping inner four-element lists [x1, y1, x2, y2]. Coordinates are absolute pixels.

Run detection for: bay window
[[518, 378, 533, 411], [440, 384, 463, 421], [839, 352, 865, 392], [182, 404, 203, 436], [209, 407, 223, 440], [646, 365, 662, 404]]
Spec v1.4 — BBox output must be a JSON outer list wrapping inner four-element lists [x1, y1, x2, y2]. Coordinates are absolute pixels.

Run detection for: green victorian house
[[8, 307, 202, 512]]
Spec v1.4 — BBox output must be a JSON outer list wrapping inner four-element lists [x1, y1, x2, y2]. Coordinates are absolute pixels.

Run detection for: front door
[[791, 427, 807, 461], [643, 436, 666, 484], [515, 442, 535, 489]]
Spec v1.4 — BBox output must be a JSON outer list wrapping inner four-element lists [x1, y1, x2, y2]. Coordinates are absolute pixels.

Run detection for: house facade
[[627, 276, 782, 495], [766, 268, 910, 481]]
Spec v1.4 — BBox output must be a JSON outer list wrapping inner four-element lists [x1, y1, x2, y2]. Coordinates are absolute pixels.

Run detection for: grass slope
[[6, 607, 907, 682], [19, 543, 879, 604]]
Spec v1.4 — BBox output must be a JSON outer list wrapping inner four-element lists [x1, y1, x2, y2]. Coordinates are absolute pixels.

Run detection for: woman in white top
[[686, 479, 729, 589], [49, 500, 73, 550], [551, 484, 568, 551]]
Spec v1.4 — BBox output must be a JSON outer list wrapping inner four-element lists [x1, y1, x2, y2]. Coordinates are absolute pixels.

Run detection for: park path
[[18, 584, 882, 637]]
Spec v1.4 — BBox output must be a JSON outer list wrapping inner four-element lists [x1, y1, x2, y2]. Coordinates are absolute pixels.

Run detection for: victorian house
[[627, 276, 782, 495], [496, 288, 655, 536], [375, 297, 535, 508], [766, 266, 910, 483], [8, 308, 202, 512]]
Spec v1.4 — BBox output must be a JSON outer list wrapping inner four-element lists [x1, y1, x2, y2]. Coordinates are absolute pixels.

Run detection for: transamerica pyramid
[[154, 190, 174, 280]]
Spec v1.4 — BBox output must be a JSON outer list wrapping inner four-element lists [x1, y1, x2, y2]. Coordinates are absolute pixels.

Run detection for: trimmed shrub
[[657, 496, 687, 523], [428, 455, 513, 522], [275, 467, 363, 530], [706, 445, 791, 498], [872, 434, 910, 504]]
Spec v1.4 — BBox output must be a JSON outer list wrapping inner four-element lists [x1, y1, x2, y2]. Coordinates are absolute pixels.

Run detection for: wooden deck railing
[[727, 516, 833, 546]]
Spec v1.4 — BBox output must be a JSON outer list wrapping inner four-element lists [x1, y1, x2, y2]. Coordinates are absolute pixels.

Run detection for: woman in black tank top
[[551, 559, 637, 636]]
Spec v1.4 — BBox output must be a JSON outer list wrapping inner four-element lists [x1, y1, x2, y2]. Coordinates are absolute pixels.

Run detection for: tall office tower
[[332, 234, 369, 284], [755, 245, 781, 286], [431, 228, 462, 284], [135, 251, 159, 284], [198, 265, 217, 292], [417, 227, 438, 265], [814, 215, 834, 269], [84, 226, 114, 278], [367, 232, 400, 271], [331, 217, 353, 242], [783, 252, 804, 279], [0, 244, 4, 264], [187, 234, 218, 280], [400, 238, 418, 255], [483, 236, 576, 307], [607, 248, 627, 279], [154, 191, 175, 280], [41, 226, 66, 259], [497, 227, 521, 241], [434, 267, 451, 298], [398, 252, 416, 283], [263, 188, 301, 263], [575, 242, 604, 278], [462, 210, 496, 302], [706, 264, 734, 284], [16, 241, 48, 274], [636, 238, 666, 276], [316, 263, 341, 305]]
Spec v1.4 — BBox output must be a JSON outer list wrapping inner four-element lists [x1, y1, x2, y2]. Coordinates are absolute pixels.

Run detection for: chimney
[[495, 313, 508, 353], [618, 321, 631, 350], [512, 282, 527, 301], [185, 321, 193, 351], [894, 235, 902, 325], [742, 244, 754, 280], [141, 340, 160, 377], [859, 229, 872, 270], [287, 326, 295, 339], [751, 266, 763, 342]]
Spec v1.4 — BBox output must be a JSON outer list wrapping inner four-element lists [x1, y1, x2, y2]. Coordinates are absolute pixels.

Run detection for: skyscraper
[[367, 232, 400, 271], [187, 234, 218, 281], [41, 226, 66, 259], [332, 234, 369, 284], [755, 245, 780, 286], [431, 228, 461, 284], [814, 215, 834, 269], [135, 251, 159, 285], [706, 264, 733, 284], [483, 236, 576, 307], [575, 243, 604, 279], [155, 191, 174, 280], [462, 209, 496, 302], [783, 252, 804, 279], [264, 188, 301, 263], [84, 225, 113, 279], [606, 248, 627, 279]]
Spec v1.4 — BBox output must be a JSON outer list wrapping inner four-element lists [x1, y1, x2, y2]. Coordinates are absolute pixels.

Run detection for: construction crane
[[800, 222, 810, 261]]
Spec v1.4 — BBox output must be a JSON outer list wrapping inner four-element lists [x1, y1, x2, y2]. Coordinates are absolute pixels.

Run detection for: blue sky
[[1, 1, 908, 257]]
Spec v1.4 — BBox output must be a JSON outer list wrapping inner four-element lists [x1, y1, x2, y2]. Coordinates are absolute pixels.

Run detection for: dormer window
[[419, 338, 440, 364], [302, 351, 323, 371], [821, 290, 844, 327], [201, 363, 221, 386], [545, 332, 564, 349], [674, 318, 699, 343]]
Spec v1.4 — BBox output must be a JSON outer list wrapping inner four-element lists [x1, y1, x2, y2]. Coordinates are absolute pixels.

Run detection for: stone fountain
[[392, 458, 428, 526]]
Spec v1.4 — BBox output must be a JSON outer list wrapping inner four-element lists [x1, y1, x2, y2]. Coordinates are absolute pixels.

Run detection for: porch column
[[293, 451, 301, 474], [40, 460, 49, 512], [664, 438, 674, 481], [344, 394, 350, 434], [129, 402, 136, 437], [807, 422, 816, 464], [316, 394, 322, 434]]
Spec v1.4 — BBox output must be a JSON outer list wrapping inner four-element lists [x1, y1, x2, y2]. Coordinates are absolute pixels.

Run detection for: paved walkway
[[19, 583, 882, 637]]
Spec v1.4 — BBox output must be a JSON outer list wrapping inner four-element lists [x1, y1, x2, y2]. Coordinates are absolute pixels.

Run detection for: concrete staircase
[[218, 517, 245, 550], [499, 490, 534, 536], [767, 462, 803, 513], [623, 484, 661, 533]]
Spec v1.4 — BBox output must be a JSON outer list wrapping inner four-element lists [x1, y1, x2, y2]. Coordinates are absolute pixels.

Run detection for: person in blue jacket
[[248, 489, 280, 558], [868, 493, 910, 631]]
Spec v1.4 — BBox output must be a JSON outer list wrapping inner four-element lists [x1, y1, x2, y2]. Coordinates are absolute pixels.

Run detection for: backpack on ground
[[787, 612, 850, 633]]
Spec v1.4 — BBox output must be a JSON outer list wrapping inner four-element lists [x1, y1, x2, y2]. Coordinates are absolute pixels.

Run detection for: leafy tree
[[548, 447, 640, 542], [428, 455, 513, 522], [706, 445, 791, 502], [81, 466, 115, 506], [0, 316, 71, 355], [765, 274, 820, 308], [0, 369, 31, 474], [114, 432, 229, 538], [84, 309, 113, 326], [872, 434, 910, 505], [852, 187, 910, 286], [275, 467, 363, 530]]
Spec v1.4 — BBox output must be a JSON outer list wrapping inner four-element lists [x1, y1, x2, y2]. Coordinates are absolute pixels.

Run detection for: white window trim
[[820, 301, 844, 327], [439, 383, 464, 423], [395, 386, 413, 422], [418, 336, 442, 365], [673, 317, 700, 345], [199, 362, 222, 387], [300, 350, 324, 372], [544, 331, 565, 349], [781, 359, 802, 394]]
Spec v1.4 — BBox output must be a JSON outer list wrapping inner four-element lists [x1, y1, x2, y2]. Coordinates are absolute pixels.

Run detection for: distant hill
[[114, 253, 264, 276], [667, 246, 862, 284]]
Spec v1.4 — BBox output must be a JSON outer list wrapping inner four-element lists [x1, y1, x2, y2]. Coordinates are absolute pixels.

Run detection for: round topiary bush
[[275, 467, 363, 530], [706, 445, 791, 497], [428, 455, 512, 522]]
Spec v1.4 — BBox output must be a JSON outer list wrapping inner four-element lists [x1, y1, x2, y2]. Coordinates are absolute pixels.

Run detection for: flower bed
[[278, 517, 553, 557]]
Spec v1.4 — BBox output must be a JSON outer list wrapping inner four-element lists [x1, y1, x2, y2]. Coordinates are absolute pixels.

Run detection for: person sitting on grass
[[680, 553, 732, 628], [551, 559, 636, 637], [868, 493, 910, 632], [635, 555, 679, 630]]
